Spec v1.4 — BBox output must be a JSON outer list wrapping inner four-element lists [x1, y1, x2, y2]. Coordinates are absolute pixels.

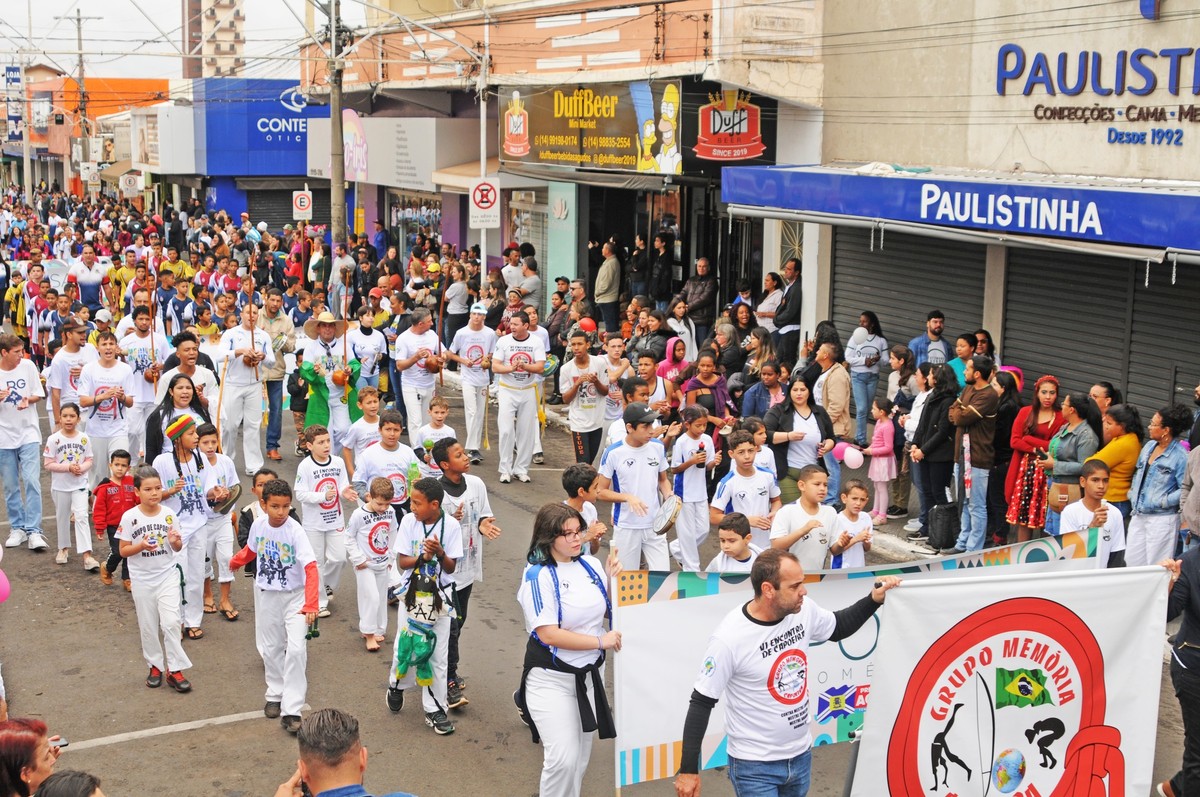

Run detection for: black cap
[[622, 402, 659, 427]]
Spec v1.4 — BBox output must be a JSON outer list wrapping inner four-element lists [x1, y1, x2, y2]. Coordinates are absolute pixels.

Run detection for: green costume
[[394, 614, 437, 686], [298, 358, 363, 428]]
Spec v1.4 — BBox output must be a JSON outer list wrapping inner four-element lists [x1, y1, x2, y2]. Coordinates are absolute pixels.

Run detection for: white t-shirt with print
[[493, 332, 548, 390], [711, 467, 781, 549], [343, 417, 382, 467], [450, 325, 497, 389], [395, 511, 464, 606], [247, 515, 317, 593], [672, 433, 715, 503], [395, 328, 442, 390], [442, 474, 493, 587], [770, 501, 838, 572], [116, 505, 183, 586], [692, 599, 837, 761], [152, 451, 207, 535], [76, 360, 136, 438], [357, 443, 421, 506], [518, 555, 608, 668], [345, 505, 399, 570], [1058, 499, 1127, 568], [599, 438, 667, 530], [294, 455, 350, 532], [831, 511, 872, 570], [0, 359, 46, 448], [559, 356, 609, 433], [45, 344, 99, 408], [43, 430, 93, 492]]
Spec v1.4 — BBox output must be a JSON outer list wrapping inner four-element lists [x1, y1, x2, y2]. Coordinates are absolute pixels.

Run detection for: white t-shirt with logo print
[[246, 515, 317, 593], [1058, 499, 1127, 568], [43, 429, 93, 492], [45, 344, 99, 409], [450, 325, 497, 389], [493, 332, 548, 390], [770, 501, 838, 573], [711, 467, 781, 548], [599, 438, 667, 530], [693, 599, 837, 761], [345, 505, 399, 570], [294, 455, 350, 532], [116, 505, 183, 586], [76, 360, 136, 439], [559, 356, 609, 433]]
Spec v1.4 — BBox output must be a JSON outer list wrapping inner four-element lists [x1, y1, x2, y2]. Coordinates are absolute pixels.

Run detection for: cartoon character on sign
[[654, 84, 683, 175], [885, 597, 1121, 797]]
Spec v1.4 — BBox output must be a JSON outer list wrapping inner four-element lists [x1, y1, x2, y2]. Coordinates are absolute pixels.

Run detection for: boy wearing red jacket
[[94, 449, 137, 590]]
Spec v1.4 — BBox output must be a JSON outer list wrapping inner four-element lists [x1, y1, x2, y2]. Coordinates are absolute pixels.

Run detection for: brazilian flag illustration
[[995, 668, 1055, 709]]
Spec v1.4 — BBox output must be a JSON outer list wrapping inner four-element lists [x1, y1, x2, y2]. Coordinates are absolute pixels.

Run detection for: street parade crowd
[[0, 189, 1198, 797]]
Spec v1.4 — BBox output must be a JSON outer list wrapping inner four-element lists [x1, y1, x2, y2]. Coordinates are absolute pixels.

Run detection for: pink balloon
[[0, 569, 9, 604], [843, 447, 865, 469], [832, 441, 851, 462]]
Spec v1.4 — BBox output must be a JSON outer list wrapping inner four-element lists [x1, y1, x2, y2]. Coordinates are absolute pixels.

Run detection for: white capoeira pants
[[51, 488, 91, 554], [497, 386, 537, 478], [88, 433, 130, 490], [179, 528, 208, 628], [127, 402, 154, 463], [220, 381, 264, 474], [325, 401, 352, 455], [402, 383, 434, 446], [354, 565, 390, 636], [460, 383, 487, 452], [306, 528, 346, 610], [202, 514, 235, 584], [255, 587, 308, 717], [526, 666, 601, 797], [671, 501, 709, 572], [1125, 512, 1179, 567], [132, 574, 192, 673], [614, 524, 669, 572], [390, 610, 450, 713]]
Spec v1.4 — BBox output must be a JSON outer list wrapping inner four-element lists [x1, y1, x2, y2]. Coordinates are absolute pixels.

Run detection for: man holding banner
[[673, 549, 901, 797]]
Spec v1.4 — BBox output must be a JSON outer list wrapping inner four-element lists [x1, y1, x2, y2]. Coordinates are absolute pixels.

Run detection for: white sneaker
[[902, 518, 922, 533], [55, 549, 68, 565], [82, 554, 100, 572], [5, 530, 27, 548], [28, 533, 48, 551]]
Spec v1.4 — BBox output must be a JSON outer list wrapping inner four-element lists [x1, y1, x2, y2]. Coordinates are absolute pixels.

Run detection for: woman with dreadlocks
[[151, 414, 209, 640]]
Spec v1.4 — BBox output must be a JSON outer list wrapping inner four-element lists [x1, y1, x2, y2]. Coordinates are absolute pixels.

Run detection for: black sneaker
[[146, 666, 163, 688], [939, 546, 966, 556], [906, 530, 929, 542], [386, 686, 405, 712], [532, 453, 544, 465], [166, 671, 192, 693], [264, 701, 282, 719], [425, 710, 455, 735], [281, 715, 302, 734], [325, 585, 334, 598], [468, 450, 482, 465], [295, 444, 307, 457], [886, 505, 908, 518], [513, 689, 531, 727], [446, 680, 469, 710]]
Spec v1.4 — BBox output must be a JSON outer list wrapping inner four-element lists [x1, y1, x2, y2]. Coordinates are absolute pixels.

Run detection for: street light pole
[[21, 0, 32, 205], [478, 16, 489, 272], [328, 0, 346, 250]]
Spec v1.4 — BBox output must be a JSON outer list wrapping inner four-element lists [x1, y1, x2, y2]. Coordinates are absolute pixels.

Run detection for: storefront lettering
[[554, 88, 620, 129], [919, 183, 1103, 236], [997, 43, 1200, 97], [694, 90, 767, 162]]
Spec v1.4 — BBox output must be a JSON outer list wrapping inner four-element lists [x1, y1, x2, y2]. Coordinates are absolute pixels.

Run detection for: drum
[[651, 494, 682, 536], [542, 354, 561, 378]]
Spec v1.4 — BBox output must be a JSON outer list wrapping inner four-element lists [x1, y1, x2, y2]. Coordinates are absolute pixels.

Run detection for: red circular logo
[[767, 649, 809, 706], [367, 520, 391, 554], [315, 477, 339, 510]]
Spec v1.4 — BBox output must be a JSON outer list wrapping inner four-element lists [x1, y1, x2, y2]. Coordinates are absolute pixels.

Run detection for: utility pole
[[327, 0, 346, 250], [59, 9, 101, 199], [21, 0, 32, 206]]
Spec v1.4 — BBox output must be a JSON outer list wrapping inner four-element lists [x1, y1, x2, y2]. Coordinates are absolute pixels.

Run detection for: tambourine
[[542, 354, 561, 378], [208, 482, 242, 515], [652, 494, 682, 536]]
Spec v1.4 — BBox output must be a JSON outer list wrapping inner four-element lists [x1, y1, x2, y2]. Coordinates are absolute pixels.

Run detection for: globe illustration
[[991, 749, 1027, 794]]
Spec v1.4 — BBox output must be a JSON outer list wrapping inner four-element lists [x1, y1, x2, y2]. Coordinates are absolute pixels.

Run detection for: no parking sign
[[292, 190, 313, 221], [469, 178, 500, 229]]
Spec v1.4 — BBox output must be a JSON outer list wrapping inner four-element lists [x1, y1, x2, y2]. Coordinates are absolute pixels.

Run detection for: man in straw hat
[[216, 303, 275, 476], [299, 311, 362, 454]]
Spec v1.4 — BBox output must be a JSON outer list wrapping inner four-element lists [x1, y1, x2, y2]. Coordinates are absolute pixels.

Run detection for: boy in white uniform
[[357, 410, 421, 519], [294, 424, 359, 618], [558, 330, 609, 466], [412, 396, 457, 479], [342, 386, 382, 496], [392, 308, 442, 444], [829, 480, 873, 570], [671, 405, 719, 571], [229, 479, 320, 733], [1057, 459, 1127, 568], [710, 430, 782, 551], [77, 331, 136, 489], [385, 478, 464, 736], [119, 305, 171, 461], [491, 311, 547, 483], [445, 302, 496, 463], [214, 303, 274, 476], [197, 423, 240, 620], [346, 477, 399, 651], [597, 403, 672, 571], [434, 438, 499, 709], [706, 513, 763, 574], [44, 320, 98, 429], [117, 466, 191, 693], [769, 464, 837, 572]]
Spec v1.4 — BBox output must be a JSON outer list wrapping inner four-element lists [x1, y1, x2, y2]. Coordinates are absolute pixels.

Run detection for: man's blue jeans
[[728, 750, 812, 797], [357, 373, 380, 390], [265, 380, 283, 452], [850, 371, 878, 446], [0, 442, 42, 535], [823, 450, 841, 505], [956, 466, 990, 552]]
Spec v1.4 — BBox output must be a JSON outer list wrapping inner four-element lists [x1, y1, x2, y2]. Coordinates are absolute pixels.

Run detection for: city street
[[0, 382, 1187, 796]]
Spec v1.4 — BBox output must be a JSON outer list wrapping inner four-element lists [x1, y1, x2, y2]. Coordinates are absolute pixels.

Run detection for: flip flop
[[186, 627, 204, 640], [203, 603, 217, 614], [220, 608, 239, 622]]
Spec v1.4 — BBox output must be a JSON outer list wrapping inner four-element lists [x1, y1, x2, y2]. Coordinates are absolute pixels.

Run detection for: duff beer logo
[[503, 91, 530, 157], [694, 90, 766, 162], [886, 598, 1122, 797]]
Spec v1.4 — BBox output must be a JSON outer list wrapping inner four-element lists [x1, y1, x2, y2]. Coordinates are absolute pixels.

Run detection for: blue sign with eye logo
[[197, 78, 327, 176]]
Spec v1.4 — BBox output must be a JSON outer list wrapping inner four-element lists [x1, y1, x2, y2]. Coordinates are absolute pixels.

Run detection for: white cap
[[470, 302, 488, 315]]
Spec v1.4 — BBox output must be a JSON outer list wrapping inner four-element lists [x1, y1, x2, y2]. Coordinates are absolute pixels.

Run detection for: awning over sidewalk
[[99, 159, 134, 182], [431, 157, 544, 192], [721, 163, 1200, 255]]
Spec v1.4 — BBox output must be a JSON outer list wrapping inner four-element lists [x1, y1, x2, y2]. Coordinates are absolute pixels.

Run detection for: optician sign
[[200, 78, 325, 176], [721, 164, 1200, 251]]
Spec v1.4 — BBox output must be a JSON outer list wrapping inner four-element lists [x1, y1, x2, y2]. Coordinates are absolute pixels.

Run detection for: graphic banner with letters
[[612, 531, 1100, 791], [849, 566, 1167, 797]]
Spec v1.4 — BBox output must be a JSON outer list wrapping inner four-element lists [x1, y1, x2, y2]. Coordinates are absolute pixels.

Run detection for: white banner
[[612, 531, 1101, 790], [850, 566, 1167, 797]]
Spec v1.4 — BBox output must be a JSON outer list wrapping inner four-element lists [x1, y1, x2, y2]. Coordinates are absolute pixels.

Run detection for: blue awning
[[720, 164, 1200, 253]]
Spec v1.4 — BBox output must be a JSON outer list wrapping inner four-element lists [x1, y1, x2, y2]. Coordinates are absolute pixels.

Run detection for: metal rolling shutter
[[247, 189, 332, 231], [1002, 251, 1131, 401], [831, 226, 987, 361], [1126, 262, 1200, 416]]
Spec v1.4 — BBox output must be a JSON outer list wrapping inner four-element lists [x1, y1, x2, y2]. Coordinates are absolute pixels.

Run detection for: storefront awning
[[501, 162, 710, 191], [431, 158, 544, 193], [99, 159, 134, 182], [722, 163, 1200, 254]]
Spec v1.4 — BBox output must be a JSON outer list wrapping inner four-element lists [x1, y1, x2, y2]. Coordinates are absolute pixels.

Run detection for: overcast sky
[[5, 0, 367, 80]]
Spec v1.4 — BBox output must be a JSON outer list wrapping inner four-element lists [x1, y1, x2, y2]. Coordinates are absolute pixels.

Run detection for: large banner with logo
[[612, 531, 1100, 791], [849, 566, 1167, 797]]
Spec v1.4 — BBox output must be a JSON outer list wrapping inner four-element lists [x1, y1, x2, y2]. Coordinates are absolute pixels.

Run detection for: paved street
[[0, 382, 1186, 796]]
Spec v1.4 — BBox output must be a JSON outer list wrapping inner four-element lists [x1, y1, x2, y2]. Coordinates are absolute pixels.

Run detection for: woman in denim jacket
[[1127, 403, 1193, 566], [1040, 393, 1102, 536]]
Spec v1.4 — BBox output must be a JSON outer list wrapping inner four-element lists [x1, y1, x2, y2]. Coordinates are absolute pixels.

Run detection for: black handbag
[[927, 503, 961, 551]]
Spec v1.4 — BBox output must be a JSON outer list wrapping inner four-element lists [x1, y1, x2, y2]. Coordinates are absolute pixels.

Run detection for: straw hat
[[304, 310, 347, 339]]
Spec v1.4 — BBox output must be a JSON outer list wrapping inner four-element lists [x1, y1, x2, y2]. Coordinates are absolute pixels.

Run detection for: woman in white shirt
[[845, 311, 888, 447], [754, 271, 784, 334], [901, 362, 933, 538], [667, 297, 697, 362]]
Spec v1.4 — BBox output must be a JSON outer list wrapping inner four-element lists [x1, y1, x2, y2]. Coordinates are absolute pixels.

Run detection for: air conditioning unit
[[512, 191, 536, 204]]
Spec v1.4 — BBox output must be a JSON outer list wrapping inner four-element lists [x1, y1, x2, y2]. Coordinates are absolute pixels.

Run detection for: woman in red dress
[[1005, 375, 1066, 541]]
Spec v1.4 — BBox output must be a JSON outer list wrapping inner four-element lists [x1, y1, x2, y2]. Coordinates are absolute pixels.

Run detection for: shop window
[[389, 190, 442, 255]]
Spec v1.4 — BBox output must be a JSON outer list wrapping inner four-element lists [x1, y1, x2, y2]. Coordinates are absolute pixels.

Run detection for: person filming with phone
[[272, 709, 416, 797]]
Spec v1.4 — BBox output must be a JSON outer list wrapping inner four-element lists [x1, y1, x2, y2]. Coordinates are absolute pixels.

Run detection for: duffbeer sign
[[850, 568, 1166, 797], [694, 90, 766, 161]]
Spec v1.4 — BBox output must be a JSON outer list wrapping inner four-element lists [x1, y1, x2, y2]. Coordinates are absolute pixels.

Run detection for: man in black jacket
[[772, 257, 802, 370], [675, 257, 717, 343]]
